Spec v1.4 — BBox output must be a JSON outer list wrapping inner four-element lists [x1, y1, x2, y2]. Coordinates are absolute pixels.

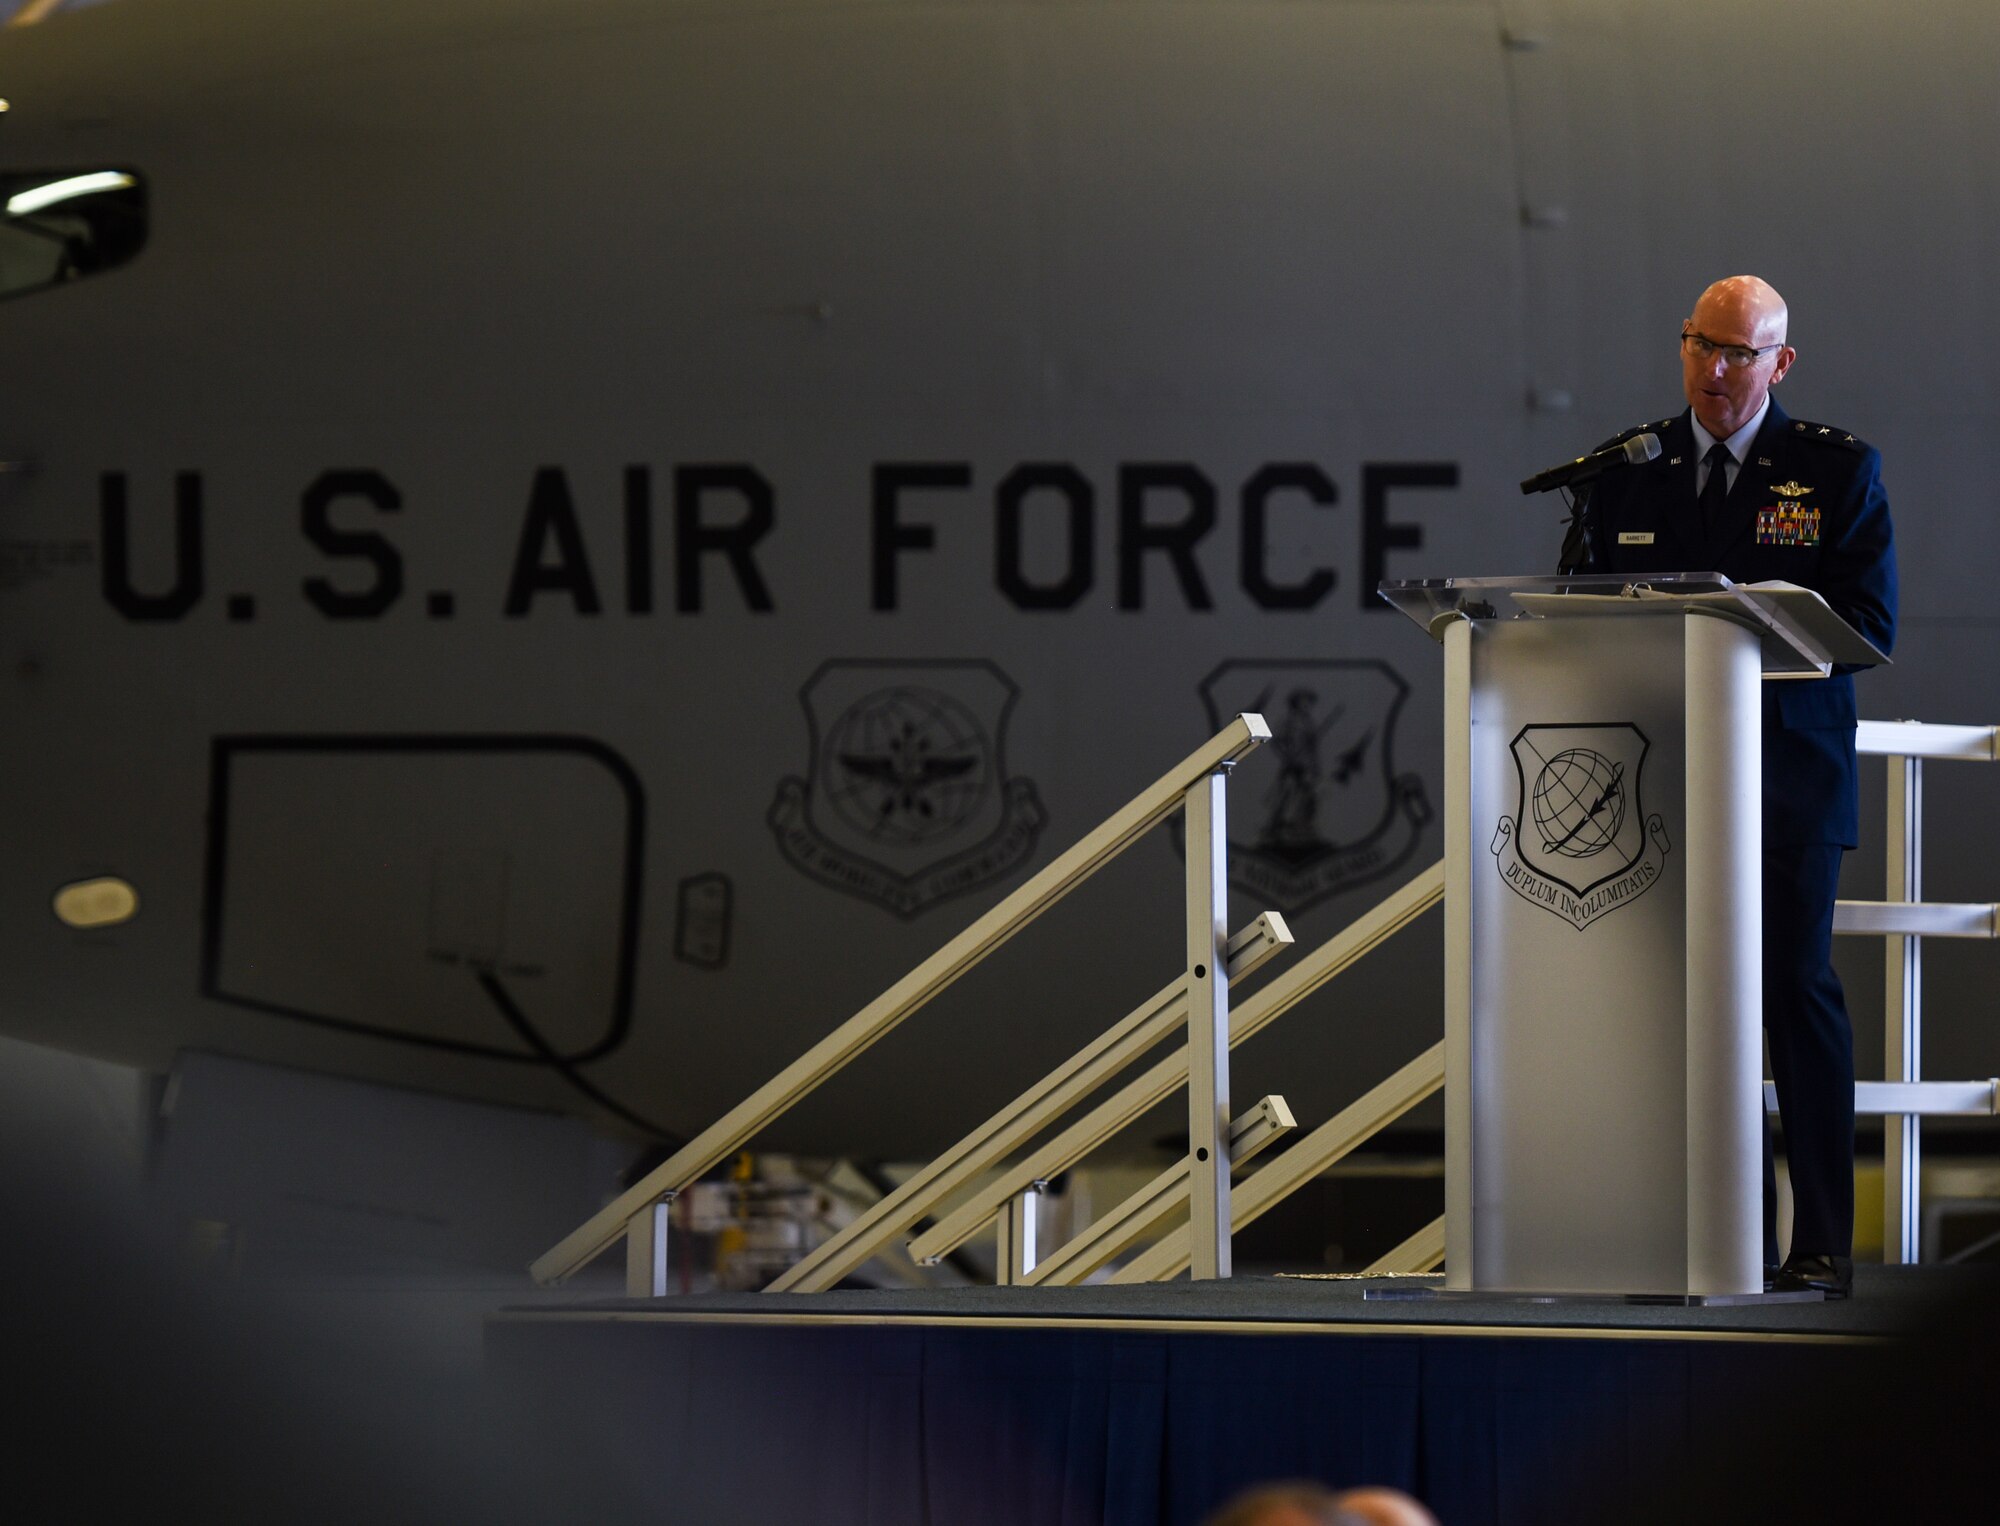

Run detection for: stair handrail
[[941, 715, 2000, 1286], [1848, 718, 2000, 1264], [766, 913, 1296, 1293], [907, 861, 1445, 1265], [531, 712, 1272, 1287]]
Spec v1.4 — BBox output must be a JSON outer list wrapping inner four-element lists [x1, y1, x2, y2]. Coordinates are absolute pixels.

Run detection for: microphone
[[1519, 432, 1661, 495]]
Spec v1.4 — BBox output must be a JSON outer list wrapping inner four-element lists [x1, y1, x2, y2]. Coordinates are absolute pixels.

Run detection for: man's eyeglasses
[[1681, 328, 1783, 370]]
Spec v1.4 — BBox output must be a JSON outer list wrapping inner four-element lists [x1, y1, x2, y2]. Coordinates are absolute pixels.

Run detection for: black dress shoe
[[1774, 1253, 1853, 1299]]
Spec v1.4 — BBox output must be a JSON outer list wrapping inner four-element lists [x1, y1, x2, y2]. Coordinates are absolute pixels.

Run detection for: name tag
[[1618, 532, 1655, 545]]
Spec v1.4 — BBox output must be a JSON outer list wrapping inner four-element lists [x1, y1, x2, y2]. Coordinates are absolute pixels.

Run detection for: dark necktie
[[1700, 442, 1733, 545]]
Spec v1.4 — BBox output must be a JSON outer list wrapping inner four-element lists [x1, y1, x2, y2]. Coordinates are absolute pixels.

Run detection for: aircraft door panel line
[[199, 733, 646, 1069]]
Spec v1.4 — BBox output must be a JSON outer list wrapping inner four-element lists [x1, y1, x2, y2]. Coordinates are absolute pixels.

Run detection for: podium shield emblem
[[1492, 722, 1671, 930]]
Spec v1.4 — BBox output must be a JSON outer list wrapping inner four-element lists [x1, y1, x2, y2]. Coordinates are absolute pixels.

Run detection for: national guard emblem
[[768, 660, 1046, 918], [1186, 660, 1431, 914], [1491, 722, 1671, 930]]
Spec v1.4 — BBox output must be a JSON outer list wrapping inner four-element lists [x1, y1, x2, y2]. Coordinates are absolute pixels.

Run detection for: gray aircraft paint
[[0, 0, 1993, 1157]]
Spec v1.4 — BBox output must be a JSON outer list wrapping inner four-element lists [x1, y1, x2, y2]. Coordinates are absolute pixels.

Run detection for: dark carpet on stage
[[505, 1262, 1959, 1337]]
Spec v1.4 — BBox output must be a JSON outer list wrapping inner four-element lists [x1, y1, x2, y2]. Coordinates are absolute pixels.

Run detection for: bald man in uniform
[[1569, 276, 1898, 1299]]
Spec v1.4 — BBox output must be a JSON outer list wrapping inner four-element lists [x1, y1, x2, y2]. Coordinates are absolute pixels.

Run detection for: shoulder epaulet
[[1787, 418, 1868, 453]]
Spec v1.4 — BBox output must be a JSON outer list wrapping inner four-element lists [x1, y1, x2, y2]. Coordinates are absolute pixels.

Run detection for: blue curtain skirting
[[485, 1318, 1875, 1524]]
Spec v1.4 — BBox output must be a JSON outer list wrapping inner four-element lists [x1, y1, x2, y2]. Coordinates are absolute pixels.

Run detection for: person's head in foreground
[[1200, 1480, 1440, 1526]]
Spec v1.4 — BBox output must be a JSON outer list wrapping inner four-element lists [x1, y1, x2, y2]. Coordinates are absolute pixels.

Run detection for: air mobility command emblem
[[769, 660, 1045, 918], [1491, 723, 1671, 930]]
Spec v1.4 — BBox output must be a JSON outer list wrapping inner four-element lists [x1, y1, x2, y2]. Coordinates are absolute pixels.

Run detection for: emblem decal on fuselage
[[1183, 659, 1430, 914], [769, 660, 1046, 918], [1491, 722, 1671, 930]]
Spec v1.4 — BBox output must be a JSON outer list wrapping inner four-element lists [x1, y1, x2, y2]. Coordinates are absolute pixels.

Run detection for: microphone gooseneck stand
[[1555, 486, 1592, 576]]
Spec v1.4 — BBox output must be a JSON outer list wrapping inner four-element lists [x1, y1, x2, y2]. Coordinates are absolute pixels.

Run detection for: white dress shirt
[[1688, 394, 1770, 499]]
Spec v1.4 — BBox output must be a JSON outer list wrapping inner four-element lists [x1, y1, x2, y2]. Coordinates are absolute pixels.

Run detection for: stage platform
[[485, 1267, 1989, 1525]]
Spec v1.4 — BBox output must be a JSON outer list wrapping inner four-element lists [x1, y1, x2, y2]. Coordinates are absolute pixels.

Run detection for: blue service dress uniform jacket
[[1577, 397, 1898, 847], [1573, 395, 1898, 1260]]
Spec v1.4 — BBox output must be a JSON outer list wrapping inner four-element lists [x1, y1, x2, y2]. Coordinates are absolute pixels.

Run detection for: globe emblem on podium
[[1530, 748, 1625, 859], [825, 687, 991, 846]]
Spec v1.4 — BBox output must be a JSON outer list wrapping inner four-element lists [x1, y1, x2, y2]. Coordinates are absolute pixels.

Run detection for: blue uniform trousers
[[1761, 842, 1854, 1263]]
